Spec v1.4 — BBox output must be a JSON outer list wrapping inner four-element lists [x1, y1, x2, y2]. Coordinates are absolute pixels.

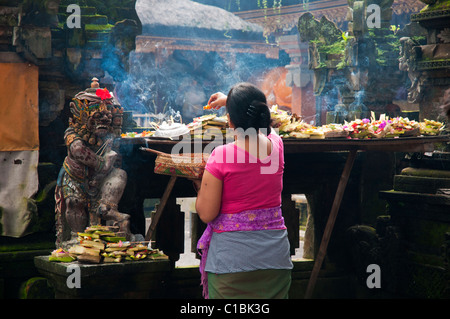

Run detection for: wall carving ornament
[[400, 0, 450, 108], [135, 35, 280, 60], [235, 0, 426, 35]]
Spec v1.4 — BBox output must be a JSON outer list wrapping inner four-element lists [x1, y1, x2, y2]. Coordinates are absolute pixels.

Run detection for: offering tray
[[139, 147, 209, 179]]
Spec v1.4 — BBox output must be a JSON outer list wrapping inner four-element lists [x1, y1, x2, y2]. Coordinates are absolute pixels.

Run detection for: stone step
[[400, 167, 450, 179], [394, 174, 450, 193], [379, 190, 450, 222]]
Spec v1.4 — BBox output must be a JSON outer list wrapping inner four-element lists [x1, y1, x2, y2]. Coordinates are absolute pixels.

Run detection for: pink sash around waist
[[197, 206, 286, 299]]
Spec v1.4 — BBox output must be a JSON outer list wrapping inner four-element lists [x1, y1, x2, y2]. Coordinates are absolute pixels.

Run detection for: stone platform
[[379, 165, 450, 298], [34, 256, 171, 299]]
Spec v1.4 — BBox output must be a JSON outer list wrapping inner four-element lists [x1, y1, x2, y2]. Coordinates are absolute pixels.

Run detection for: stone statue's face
[[112, 113, 123, 127], [87, 109, 113, 138], [45, 0, 59, 15]]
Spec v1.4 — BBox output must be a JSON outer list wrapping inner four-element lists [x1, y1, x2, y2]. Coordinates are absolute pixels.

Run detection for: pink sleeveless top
[[204, 133, 284, 214]]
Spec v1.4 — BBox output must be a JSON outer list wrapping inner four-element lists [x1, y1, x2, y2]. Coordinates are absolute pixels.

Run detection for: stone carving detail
[[398, 37, 424, 103], [298, 0, 404, 121], [441, 87, 450, 121], [437, 28, 450, 43], [406, 0, 450, 119]]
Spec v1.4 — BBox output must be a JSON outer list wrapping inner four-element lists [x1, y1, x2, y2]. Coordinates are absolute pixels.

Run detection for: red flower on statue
[[96, 88, 112, 100]]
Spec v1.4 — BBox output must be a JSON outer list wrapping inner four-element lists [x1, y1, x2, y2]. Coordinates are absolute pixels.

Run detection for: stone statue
[[440, 87, 450, 121], [55, 78, 133, 249], [345, 217, 401, 292], [398, 37, 423, 103]]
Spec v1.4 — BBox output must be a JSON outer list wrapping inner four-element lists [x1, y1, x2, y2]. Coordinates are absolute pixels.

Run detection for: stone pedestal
[[379, 165, 450, 298], [34, 256, 171, 298]]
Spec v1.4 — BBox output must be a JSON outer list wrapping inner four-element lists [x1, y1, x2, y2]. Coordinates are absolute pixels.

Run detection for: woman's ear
[[227, 113, 235, 129]]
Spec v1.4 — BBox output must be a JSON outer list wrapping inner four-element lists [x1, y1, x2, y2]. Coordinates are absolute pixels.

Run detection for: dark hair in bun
[[226, 82, 271, 136]]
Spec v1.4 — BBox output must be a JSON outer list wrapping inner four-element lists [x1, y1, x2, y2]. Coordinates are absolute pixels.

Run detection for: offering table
[[34, 255, 170, 298], [119, 135, 449, 298]]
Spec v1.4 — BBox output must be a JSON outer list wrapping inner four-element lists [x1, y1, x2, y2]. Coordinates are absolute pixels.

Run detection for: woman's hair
[[226, 82, 271, 135]]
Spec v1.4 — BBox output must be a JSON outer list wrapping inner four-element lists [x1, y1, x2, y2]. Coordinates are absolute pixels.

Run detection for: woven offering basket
[[140, 147, 209, 179]]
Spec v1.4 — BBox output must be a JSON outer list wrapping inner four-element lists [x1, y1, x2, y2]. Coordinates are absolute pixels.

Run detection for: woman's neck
[[234, 132, 272, 159], [234, 131, 260, 144]]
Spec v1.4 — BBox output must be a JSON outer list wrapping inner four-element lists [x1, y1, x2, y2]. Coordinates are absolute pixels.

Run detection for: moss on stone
[[85, 23, 114, 31], [0, 242, 54, 253], [19, 277, 54, 299], [420, 0, 450, 12]]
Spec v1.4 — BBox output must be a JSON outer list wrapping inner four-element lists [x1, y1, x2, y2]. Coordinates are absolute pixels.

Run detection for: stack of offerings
[[270, 106, 332, 139], [188, 114, 228, 139], [66, 225, 167, 263], [419, 119, 445, 136], [270, 105, 445, 139]]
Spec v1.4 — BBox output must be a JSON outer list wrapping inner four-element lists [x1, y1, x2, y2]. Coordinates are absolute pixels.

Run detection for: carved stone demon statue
[[55, 78, 132, 249], [442, 88, 450, 121]]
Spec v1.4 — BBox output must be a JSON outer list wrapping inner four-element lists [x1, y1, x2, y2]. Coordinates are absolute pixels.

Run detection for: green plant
[[315, 32, 353, 69], [390, 24, 401, 35]]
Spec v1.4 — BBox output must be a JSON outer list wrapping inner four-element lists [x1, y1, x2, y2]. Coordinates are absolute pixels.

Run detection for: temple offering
[[346, 118, 373, 139], [269, 104, 444, 139], [49, 248, 76, 263], [49, 225, 168, 263], [141, 147, 210, 179], [121, 105, 445, 140], [154, 121, 190, 138], [270, 106, 314, 138], [419, 119, 445, 136], [320, 124, 350, 138], [121, 130, 154, 138], [384, 117, 420, 137], [345, 117, 441, 139], [188, 114, 228, 139]]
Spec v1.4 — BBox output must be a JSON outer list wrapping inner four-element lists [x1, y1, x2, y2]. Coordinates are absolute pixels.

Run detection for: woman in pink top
[[193, 82, 292, 299]]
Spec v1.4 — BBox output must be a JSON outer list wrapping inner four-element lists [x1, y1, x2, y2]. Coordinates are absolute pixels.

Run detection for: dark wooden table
[[124, 135, 449, 153], [120, 135, 449, 298]]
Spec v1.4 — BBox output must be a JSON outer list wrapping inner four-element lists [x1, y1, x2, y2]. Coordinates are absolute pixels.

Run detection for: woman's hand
[[208, 92, 227, 110]]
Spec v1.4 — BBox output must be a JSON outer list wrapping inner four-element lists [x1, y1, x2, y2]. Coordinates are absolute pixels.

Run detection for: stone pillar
[[277, 34, 315, 124]]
